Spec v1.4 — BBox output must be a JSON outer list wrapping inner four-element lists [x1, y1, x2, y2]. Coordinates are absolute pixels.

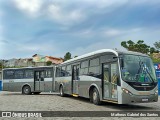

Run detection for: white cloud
[[13, 0, 43, 17], [12, 0, 159, 27], [47, 4, 85, 25], [12, 0, 129, 26], [104, 28, 142, 36]]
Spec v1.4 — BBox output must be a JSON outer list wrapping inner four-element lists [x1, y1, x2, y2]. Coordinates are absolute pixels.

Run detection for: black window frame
[[45, 68, 53, 78], [66, 64, 72, 76], [3, 70, 15, 79], [14, 70, 24, 79], [24, 69, 34, 79], [88, 57, 100, 76], [89, 57, 100, 67]]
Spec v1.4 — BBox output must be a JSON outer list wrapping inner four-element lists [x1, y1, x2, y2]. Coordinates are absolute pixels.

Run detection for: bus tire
[[59, 86, 65, 97], [22, 85, 31, 95], [89, 89, 93, 103], [92, 88, 101, 105]]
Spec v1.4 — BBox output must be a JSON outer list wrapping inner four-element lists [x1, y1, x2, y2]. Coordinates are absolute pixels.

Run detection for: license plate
[[142, 98, 148, 102]]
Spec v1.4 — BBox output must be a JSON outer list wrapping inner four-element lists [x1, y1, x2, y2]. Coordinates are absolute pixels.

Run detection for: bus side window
[[56, 67, 61, 77], [36, 72, 39, 80], [40, 71, 44, 81], [15, 70, 24, 79], [66, 65, 72, 76], [111, 63, 119, 85], [25, 70, 33, 78], [61, 66, 66, 77], [5, 70, 14, 79], [73, 66, 76, 80], [89, 58, 100, 78], [80, 60, 89, 75], [73, 65, 80, 80], [103, 65, 109, 82], [46, 69, 52, 78]]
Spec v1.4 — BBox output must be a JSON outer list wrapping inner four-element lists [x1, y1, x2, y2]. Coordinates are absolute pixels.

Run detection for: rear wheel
[[22, 85, 31, 95], [59, 86, 65, 97], [89, 90, 93, 103], [92, 88, 101, 105]]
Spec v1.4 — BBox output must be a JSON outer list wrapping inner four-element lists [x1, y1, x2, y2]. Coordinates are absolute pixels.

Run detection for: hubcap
[[24, 87, 29, 93], [25, 88, 28, 92], [93, 91, 97, 101]]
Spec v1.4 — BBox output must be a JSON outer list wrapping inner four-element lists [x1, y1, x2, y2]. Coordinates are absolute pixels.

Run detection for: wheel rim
[[24, 87, 29, 94], [93, 91, 97, 101]]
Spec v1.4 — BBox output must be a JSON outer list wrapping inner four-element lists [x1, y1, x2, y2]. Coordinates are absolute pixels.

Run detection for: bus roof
[[62, 49, 149, 65], [62, 49, 118, 65], [3, 66, 54, 70]]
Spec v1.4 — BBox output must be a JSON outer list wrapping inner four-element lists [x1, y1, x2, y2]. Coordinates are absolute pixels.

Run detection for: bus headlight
[[155, 90, 158, 95], [122, 88, 133, 95]]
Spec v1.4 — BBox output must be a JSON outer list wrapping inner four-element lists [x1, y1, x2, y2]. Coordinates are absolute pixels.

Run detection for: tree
[[150, 47, 159, 54], [0, 63, 2, 70], [121, 40, 153, 54], [154, 41, 160, 51], [0, 60, 5, 70], [64, 52, 72, 61], [46, 61, 52, 66]]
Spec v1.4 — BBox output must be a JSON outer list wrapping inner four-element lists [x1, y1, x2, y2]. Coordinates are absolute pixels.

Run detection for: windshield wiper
[[143, 65, 155, 84], [140, 62, 155, 84]]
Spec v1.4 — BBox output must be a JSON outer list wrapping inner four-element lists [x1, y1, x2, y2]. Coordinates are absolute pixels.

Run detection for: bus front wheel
[[92, 88, 101, 105], [22, 85, 31, 95]]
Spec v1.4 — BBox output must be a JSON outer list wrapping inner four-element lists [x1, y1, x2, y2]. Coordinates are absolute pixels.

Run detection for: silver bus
[[2, 66, 55, 94], [55, 49, 158, 104]]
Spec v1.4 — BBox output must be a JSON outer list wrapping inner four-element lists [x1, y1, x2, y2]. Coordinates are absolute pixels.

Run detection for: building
[[4, 59, 17, 67], [46, 56, 63, 64], [32, 54, 63, 66], [1, 54, 63, 68], [15, 58, 34, 67]]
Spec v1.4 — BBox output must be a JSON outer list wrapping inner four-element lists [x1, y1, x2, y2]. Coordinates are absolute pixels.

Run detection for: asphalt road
[[0, 91, 160, 120]]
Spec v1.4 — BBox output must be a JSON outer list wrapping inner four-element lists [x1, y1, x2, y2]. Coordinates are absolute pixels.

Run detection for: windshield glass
[[121, 54, 157, 83]]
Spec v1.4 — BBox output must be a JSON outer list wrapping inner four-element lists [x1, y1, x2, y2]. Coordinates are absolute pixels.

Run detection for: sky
[[0, 0, 160, 59]]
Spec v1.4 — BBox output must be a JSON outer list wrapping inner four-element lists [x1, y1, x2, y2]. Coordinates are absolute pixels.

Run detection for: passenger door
[[34, 71, 44, 91], [102, 63, 118, 101], [72, 64, 80, 95]]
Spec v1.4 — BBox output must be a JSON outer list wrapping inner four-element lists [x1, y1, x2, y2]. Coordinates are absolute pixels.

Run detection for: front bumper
[[121, 92, 158, 104]]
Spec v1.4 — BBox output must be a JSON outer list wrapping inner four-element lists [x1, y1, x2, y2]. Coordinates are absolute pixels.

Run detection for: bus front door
[[34, 71, 44, 92], [103, 63, 118, 101], [72, 65, 80, 95]]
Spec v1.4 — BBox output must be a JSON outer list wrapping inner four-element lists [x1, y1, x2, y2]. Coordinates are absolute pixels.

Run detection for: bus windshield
[[121, 54, 157, 83]]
